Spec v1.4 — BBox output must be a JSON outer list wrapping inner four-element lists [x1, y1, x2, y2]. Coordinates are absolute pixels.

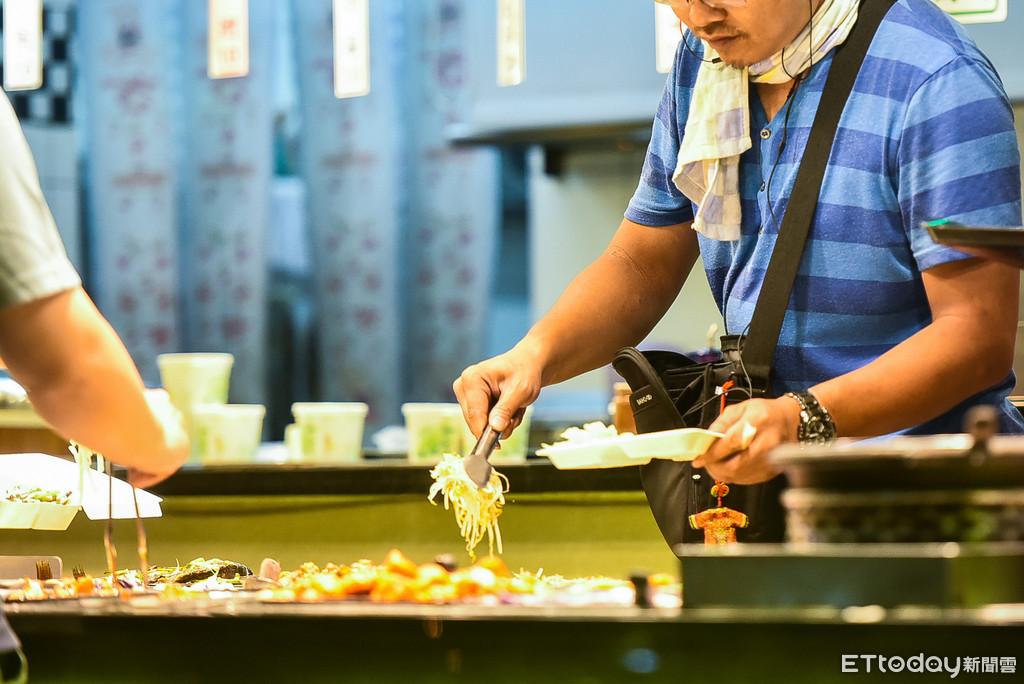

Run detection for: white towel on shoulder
[[674, 0, 860, 241]]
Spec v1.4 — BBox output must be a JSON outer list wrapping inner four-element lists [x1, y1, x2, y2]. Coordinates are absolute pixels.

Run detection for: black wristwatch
[[785, 391, 837, 444]]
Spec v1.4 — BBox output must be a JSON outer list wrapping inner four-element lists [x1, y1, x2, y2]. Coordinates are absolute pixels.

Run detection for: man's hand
[[692, 396, 801, 484], [127, 389, 189, 489], [453, 345, 542, 440]]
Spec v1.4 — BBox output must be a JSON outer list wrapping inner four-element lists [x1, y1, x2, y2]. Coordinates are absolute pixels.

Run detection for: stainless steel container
[[772, 430, 1024, 544]]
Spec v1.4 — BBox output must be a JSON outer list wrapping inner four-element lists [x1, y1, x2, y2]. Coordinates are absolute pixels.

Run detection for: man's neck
[[755, 80, 797, 122]]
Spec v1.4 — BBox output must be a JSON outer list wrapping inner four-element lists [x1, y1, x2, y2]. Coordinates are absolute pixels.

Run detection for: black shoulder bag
[[612, 0, 895, 549]]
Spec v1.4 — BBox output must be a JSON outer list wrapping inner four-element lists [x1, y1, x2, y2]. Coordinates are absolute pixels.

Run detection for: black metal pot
[[771, 414, 1024, 543]]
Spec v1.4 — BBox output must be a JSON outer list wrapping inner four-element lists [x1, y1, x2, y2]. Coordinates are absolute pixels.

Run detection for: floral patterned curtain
[[402, 0, 500, 402], [179, 0, 275, 404], [78, 0, 498, 434], [291, 0, 405, 431], [78, 0, 183, 386]]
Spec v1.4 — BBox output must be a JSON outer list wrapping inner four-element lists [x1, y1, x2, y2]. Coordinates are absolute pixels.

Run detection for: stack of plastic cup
[[284, 402, 369, 464], [157, 352, 234, 464]]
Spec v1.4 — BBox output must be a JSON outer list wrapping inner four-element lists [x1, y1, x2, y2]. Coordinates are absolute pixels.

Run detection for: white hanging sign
[[333, 0, 371, 98], [2, 0, 43, 91], [932, 0, 1007, 23], [497, 0, 525, 86], [208, 0, 250, 78], [654, 2, 680, 74]]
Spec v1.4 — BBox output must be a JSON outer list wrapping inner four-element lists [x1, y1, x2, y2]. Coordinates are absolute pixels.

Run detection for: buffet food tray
[[0, 593, 680, 622], [0, 452, 162, 529]]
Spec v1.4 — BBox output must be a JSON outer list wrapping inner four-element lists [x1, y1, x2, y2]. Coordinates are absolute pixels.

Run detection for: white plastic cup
[[284, 423, 301, 461], [157, 353, 234, 421], [290, 402, 369, 463], [191, 403, 266, 465], [401, 403, 466, 464], [157, 353, 235, 463]]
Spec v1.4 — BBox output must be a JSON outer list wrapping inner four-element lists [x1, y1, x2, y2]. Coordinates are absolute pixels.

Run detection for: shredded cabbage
[[428, 453, 507, 561], [541, 421, 623, 449]]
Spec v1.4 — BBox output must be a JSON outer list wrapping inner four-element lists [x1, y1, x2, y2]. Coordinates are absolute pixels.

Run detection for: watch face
[[799, 411, 833, 443], [791, 392, 836, 443], [806, 421, 827, 442]]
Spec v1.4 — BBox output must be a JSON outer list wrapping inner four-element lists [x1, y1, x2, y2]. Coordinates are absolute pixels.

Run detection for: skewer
[[103, 459, 118, 590], [132, 485, 150, 590]]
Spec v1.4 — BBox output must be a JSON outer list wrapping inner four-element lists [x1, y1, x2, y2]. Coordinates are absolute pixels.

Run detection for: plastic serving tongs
[[464, 423, 501, 489]]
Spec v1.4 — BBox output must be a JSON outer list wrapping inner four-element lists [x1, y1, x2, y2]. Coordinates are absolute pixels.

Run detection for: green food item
[[3, 486, 73, 505], [416, 420, 461, 460], [148, 558, 253, 585]]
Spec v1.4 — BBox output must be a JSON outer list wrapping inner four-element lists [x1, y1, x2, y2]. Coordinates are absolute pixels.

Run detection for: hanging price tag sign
[[208, 0, 250, 79], [333, 0, 370, 98], [931, 0, 1007, 23], [497, 0, 525, 86], [3, 0, 44, 91]]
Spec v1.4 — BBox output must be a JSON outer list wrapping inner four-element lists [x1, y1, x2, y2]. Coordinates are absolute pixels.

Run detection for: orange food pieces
[[647, 572, 676, 587], [340, 567, 381, 596], [74, 577, 96, 596], [265, 550, 645, 607], [473, 554, 511, 578], [413, 563, 450, 586], [407, 563, 455, 604], [384, 548, 418, 578], [450, 566, 498, 599], [370, 574, 412, 603], [309, 572, 345, 596]]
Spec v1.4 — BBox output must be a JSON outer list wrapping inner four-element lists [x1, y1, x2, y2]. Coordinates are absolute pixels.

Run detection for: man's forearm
[[812, 258, 1019, 437], [526, 219, 699, 387], [0, 287, 185, 473]]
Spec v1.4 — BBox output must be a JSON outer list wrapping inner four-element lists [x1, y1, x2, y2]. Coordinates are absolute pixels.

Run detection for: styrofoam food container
[[538, 428, 721, 470]]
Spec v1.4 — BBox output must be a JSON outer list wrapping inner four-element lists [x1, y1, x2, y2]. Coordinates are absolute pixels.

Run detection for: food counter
[[4, 450, 1024, 682], [0, 456, 678, 579], [6, 595, 1023, 682]]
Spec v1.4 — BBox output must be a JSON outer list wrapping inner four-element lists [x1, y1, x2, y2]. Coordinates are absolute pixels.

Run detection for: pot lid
[[771, 433, 1024, 465]]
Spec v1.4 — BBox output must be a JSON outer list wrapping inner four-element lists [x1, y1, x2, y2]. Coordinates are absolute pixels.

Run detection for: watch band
[[785, 391, 837, 444]]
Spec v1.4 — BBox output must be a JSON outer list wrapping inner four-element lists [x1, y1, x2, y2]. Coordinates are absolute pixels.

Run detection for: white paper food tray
[[0, 452, 162, 530], [537, 428, 721, 470]]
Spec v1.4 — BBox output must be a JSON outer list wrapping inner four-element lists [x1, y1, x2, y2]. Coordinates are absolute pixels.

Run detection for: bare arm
[[697, 256, 1020, 484], [937, 245, 1024, 271], [814, 256, 1019, 434], [0, 287, 188, 488], [455, 218, 700, 436]]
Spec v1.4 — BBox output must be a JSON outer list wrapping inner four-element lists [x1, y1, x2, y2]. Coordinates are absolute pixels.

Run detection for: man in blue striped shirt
[[455, 0, 1022, 490]]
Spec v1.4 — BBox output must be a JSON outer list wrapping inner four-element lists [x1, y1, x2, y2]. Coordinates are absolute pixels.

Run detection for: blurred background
[[2, 0, 1022, 441]]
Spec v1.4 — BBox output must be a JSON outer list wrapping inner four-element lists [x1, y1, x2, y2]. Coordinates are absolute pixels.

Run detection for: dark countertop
[[6, 598, 1023, 683], [147, 456, 645, 497]]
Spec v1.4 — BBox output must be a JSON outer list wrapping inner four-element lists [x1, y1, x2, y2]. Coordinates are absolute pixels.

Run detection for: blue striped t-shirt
[[625, 0, 1024, 434]]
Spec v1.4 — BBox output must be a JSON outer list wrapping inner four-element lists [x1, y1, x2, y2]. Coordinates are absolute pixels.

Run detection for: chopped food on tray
[[0, 550, 681, 608], [428, 453, 507, 560], [2, 486, 73, 505], [1, 558, 253, 601], [262, 549, 680, 607], [148, 557, 253, 585]]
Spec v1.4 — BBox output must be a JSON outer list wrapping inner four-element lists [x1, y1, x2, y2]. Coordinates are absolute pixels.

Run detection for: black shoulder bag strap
[[739, 0, 896, 385]]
